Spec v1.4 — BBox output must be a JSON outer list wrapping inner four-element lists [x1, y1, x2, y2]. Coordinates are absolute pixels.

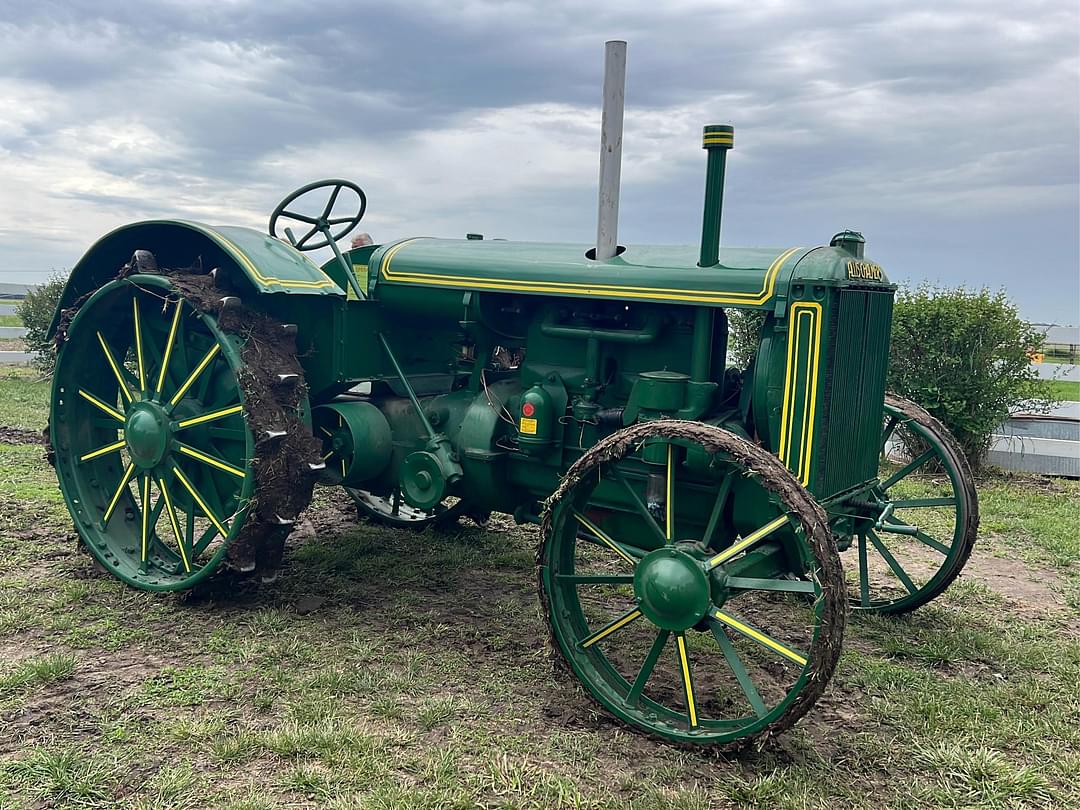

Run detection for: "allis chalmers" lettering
[[846, 260, 883, 281]]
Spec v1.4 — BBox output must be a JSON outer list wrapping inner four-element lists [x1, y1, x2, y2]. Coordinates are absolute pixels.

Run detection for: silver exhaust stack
[[593, 40, 626, 262]]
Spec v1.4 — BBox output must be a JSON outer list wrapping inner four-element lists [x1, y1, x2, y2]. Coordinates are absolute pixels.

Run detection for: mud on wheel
[[50, 256, 321, 591], [839, 393, 979, 615], [539, 420, 845, 747]]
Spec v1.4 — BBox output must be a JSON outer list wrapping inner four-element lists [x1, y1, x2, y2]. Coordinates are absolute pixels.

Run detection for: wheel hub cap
[[634, 547, 711, 631], [125, 402, 170, 469]]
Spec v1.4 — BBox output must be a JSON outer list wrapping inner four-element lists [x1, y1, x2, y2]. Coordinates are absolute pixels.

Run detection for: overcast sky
[[1, 0, 1077, 321]]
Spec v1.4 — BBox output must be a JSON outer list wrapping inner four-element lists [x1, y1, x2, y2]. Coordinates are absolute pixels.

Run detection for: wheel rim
[[344, 486, 468, 527], [541, 423, 841, 745], [52, 277, 254, 591], [846, 400, 974, 613]]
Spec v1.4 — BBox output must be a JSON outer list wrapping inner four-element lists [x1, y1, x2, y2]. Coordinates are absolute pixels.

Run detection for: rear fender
[[47, 220, 344, 337]]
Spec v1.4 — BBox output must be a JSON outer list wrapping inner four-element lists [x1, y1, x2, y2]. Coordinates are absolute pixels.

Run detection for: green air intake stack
[[698, 125, 734, 267]]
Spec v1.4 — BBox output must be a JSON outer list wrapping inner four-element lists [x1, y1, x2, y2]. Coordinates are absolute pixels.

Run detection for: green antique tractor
[[46, 48, 977, 747]]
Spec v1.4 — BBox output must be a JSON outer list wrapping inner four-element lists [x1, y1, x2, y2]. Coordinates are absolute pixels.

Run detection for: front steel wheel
[[539, 420, 844, 747], [842, 394, 979, 614]]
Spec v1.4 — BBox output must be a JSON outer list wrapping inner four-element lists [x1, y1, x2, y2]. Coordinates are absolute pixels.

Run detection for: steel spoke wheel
[[539, 420, 844, 746], [344, 486, 472, 529], [844, 393, 979, 614], [51, 270, 318, 591]]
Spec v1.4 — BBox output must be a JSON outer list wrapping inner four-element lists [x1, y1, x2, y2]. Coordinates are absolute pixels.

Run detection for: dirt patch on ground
[[881, 543, 1074, 621], [305, 490, 363, 539], [0, 639, 49, 671], [963, 550, 1077, 627], [0, 425, 45, 445], [851, 531, 1076, 630], [0, 648, 170, 748]]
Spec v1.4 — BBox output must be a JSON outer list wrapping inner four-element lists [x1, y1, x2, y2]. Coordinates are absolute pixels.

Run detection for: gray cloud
[[0, 0, 1076, 321]]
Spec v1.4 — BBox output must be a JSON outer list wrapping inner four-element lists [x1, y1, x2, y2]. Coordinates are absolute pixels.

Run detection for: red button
[[522, 402, 536, 417]]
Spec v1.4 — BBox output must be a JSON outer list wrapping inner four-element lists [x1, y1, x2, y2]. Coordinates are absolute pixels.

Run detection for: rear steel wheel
[[539, 420, 844, 746], [51, 268, 317, 591], [843, 394, 979, 614]]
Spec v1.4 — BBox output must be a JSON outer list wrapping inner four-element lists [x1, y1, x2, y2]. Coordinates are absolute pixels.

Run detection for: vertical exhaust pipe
[[698, 125, 734, 267], [594, 40, 626, 262]]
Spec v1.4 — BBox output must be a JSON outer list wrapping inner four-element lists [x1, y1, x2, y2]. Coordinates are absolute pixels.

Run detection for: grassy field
[[0, 371, 1077, 809], [0, 314, 22, 328], [1039, 378, 1080, 402]]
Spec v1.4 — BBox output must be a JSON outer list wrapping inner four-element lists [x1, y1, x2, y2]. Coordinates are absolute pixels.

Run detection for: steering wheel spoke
[[294, 227, 321, 250], [269, 179, 367, 252], [280, 211, 319, 226], [321, 184, 342, 219]]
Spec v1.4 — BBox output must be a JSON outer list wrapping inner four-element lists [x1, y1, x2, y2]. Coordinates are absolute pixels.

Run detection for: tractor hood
[[370, 238, 890, 310]]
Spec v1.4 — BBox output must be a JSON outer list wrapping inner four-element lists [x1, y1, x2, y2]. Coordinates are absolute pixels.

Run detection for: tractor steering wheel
[[269, 179, 368, 251]]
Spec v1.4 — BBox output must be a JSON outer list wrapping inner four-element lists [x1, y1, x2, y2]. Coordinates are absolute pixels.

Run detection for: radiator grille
[[816, 288, 894, 497]]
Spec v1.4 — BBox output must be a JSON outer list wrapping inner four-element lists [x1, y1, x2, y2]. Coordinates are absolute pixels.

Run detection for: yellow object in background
[[347, 265, 369, 301]]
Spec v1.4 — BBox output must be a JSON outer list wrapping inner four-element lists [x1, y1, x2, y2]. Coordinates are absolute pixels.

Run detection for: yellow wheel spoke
[[707, 515, 789, 569], [675, 633, 699, 728], [321, 450, 334, 461], [710, 609, 808, 667], [172, 466, 229, 539], [155, 299, 183, 396], [79, 439, 126, 462], [78, 389, 124, 422], [103, 463, 136, 525], [572, 510, 637, 567], [157, 478, 191, 573], [97, 332, 132, 403], [176, 404, 244, 430], [169, 343, 220, 407], [177, 444, 246, 479], [133, 297, 146, 392], [140, 475, 151, 563], [580, 608, 642, 649]]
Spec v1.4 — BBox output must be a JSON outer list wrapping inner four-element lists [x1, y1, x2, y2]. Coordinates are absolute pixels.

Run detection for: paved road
[[0, 351, 34, 365], [0, 303, 18, 316], [0, 326, 27, 338], [1033, 362, 1079, 381]]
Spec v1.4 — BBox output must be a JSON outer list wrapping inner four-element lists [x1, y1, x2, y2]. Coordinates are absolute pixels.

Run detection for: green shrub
[[16, 273, 68, 375], [887, 284, 1053, 468], [726, 309, 766, 368]]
